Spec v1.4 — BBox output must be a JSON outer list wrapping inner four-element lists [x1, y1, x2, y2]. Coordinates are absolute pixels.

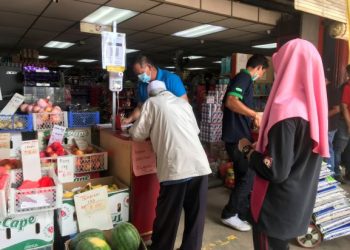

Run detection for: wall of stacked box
[[0, 67, 131, 250], [198, 54, 273, 189]]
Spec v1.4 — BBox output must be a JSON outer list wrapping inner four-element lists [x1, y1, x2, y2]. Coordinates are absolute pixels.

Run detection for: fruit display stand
[[0, 114, 33, 132], [32, 111, 68, 130], [100, 129, 160, 241], [8, 167, 62, 215]]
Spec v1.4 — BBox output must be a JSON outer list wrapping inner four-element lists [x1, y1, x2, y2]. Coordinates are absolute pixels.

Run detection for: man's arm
[[180, 93, 188, 102], [329, 105, 340, 117], [122, 103, 142, 125], [225, 95, 260, 127], [341, 103, 350, 134], [129, 102, 153, 141]]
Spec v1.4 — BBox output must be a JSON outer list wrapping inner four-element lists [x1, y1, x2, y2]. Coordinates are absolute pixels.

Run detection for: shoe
[[221, 214, 252, 231], [334, 175, 346, 184]]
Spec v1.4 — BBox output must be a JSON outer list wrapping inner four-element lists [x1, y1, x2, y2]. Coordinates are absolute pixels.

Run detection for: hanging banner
[[101, 31, 126, 71]]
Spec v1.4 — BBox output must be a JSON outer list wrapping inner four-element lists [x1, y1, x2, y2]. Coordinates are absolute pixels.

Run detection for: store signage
[[21, 140, 41, 181], [0, 93, 25, 115], [0, 133, 11, 158], [48, 125, 66, 145], [101, 31, 126, 70], [57, 156, 74, 183], [80, 22, 112, 35], [74, 187, 113, 231], [295, 0, 347, 23], [131, 141, 157, 176]]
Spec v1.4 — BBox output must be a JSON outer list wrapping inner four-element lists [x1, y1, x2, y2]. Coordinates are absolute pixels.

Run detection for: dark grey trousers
[[150, 175, 208, 250]]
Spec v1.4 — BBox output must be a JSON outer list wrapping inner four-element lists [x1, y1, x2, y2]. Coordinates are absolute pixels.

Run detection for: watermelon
[[69, 228, 106, 250], [111, 222, 141, 250], [76, 237, 111, 250]]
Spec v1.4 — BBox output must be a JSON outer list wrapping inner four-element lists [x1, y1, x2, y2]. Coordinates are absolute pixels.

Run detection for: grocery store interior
[[0, 0, 350, 249]]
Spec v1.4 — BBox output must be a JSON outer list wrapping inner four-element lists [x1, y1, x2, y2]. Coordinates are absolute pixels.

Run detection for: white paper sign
[[57, 156, 74, 183], [74, 138, 88, 151], [0, 93, 25, 115], [48, 125, 67, 145], [74, 188, 113, 231], [101, 31, 126, 69], [21, 140, 42, 181], [0, 133, 11, 158]]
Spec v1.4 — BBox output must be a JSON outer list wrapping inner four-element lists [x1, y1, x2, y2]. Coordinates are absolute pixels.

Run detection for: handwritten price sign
[[0, 133, 11, 158], [74, 188, 113, 231], [0, 93, 25, 115], [48, 125, 66, 145], [21, 140, 41, 181], [57, 156, 74, 183]]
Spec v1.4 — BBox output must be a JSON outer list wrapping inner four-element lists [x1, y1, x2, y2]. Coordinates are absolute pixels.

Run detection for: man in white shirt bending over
[[129, 80, 211, 250]]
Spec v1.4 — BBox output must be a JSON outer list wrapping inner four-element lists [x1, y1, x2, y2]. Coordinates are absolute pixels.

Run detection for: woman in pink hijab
[[238, 38, 329, 249]]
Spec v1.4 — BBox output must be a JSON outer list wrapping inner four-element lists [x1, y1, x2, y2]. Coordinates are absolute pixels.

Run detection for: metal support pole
[[111, 21, 117, 131]]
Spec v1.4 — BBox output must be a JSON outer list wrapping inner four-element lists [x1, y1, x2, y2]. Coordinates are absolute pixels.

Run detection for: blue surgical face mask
[[138, 72, 151, 83]]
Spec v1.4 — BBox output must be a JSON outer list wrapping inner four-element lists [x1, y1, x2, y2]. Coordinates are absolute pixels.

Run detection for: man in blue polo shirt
[[221, 54, 268, 232], [122, 54, 188, 124]]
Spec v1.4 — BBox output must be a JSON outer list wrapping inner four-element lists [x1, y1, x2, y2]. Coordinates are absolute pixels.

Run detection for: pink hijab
[[251, 38, 329, 222]]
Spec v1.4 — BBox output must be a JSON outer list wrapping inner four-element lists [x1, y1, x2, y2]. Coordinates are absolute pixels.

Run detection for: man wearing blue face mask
[[122, 54, 188, 125]]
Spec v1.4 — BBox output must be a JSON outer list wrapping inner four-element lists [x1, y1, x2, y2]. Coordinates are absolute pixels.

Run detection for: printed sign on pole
[[101, 31, 126, 70], [74, 187, 113, 231], [21, 140, 41, 181], [0, 93, 25, 115]]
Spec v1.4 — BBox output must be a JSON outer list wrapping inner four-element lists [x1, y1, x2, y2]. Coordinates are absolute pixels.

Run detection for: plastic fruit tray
[[32, 111, 68, 130], [68, 111, 100, 128], [0, 114, 33, 132], [8, 167, 62, 215]]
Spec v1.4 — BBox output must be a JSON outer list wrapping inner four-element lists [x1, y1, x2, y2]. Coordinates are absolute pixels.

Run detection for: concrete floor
[[175, 185, 350, 250]]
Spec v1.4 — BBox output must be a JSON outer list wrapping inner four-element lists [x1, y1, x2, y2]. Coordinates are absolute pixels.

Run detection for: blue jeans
[[325, 129, 337, 172], [333, 120, 350, 176]]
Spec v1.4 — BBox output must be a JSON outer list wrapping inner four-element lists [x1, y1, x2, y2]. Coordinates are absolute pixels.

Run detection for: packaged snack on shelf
[[0, 114, 33, 132], [8, 167, 62, 215], [0, 211, 54, 250], [57, 177, 129, 236]]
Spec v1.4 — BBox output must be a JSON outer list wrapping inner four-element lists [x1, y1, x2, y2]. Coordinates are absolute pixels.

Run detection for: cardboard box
[[0, 211, 54, 250], [57, 176, 129, 236]]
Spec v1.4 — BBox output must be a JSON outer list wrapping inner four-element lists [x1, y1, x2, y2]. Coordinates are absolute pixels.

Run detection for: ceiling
[[0, 0, 281, 70]]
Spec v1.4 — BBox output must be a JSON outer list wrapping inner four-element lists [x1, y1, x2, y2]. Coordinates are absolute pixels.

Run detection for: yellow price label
[[107, 65, 125, 73]]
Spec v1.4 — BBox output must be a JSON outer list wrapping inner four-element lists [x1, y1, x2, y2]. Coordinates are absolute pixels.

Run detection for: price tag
[[48, 125, 67, 145], [21, 140, 41, 181], [0, 93, 25, 115], [0, 133, 11, 158], [74, 187, 113, 231], [57, 156, 74, 183]]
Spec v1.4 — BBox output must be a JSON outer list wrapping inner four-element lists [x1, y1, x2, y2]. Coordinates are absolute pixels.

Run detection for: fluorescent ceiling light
[[186, 67, 205, 71], [213, 60, 222, 64], [126, 48, 139, 54], [59, 65, 74, 68], [185, 55, 205, 60], [252, 42, 277, 49], [78, 59, 98, 63], [44, 41, 74, 49], [38, 55, 48, 59], [173, 24, 226, 38], [82, 6, 138, 26], [165, 66, 175, 69]]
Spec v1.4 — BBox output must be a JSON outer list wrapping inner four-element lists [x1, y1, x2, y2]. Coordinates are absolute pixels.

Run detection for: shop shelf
[[0, 114, 33, 132], [67, 145, 108, 173], [32, 111, 68, 130], [8, 167, 62, 215], [68, 111, 100, 128]]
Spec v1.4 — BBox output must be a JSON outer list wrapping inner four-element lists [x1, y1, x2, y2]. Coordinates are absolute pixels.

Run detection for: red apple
[[45, 146, 53, 155], [40, 151, 46, 158]]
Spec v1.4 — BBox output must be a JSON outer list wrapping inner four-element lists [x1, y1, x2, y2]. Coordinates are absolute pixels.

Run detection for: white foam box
[[0, 174, 9, 218], [57, 176, 129, 236], [0, 211, 54, 250]]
